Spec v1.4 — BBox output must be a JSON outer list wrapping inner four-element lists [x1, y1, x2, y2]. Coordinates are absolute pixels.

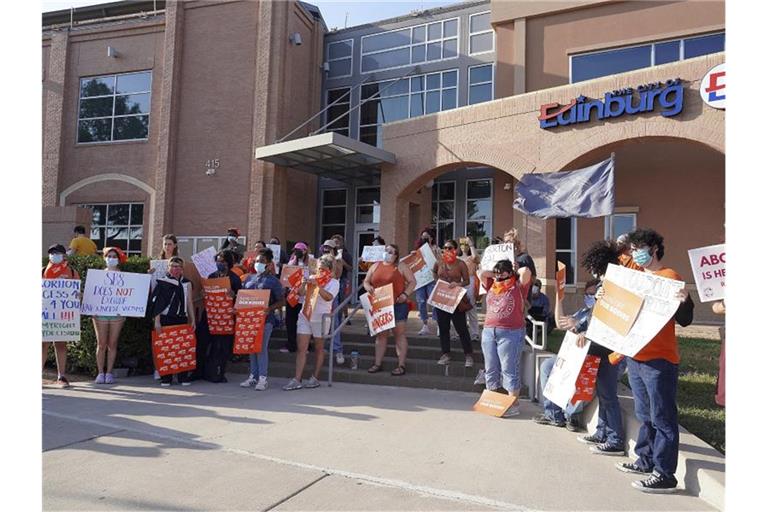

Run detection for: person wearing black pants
[[436, 308, 473, 365], [284, 302, 301, 353], [434, 239, 474, 368]]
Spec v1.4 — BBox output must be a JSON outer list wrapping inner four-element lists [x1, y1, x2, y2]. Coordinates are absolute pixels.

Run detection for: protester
[[478, 259, 532, 416], [526, 279, 554, 336], [614, 228, 694, 494], [42, 244, 80, 388], [414, 227, 440, 335], [363, 244, 416, 375], [503, 228, 537, 279], [330, 234, 354, 326], [283, 255, 339, 390], [321, 239, 345, 364], [220, 227, 245, 259], [68, 225, 97, 256], [269, 236, 289, 267], [458, 237, 480, 342], [616, 233, 640, 270], [92, 247, 128, 385], [281, 242, 311, 353], [239, 248, 285, 391], [230, 250, 248, 279], [435, 239, 474, 367], [242, 240, 267, 276], [150, 256, 196, 387]]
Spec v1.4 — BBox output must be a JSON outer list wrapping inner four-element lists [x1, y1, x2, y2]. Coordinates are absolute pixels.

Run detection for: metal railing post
[[322, 283, 366, 387]]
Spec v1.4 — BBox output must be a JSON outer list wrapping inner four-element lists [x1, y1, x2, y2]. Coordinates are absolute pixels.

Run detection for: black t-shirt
[[340, 248, 353, 280], [516, 251, 537, 277]]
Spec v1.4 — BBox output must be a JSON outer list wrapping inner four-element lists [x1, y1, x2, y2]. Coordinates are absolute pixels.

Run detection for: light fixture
[[289, 32, 303, 46], [503, 182, 513, 191], [107, 46, 118, 58]]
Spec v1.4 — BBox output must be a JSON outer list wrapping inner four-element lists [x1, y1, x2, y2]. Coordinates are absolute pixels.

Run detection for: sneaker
[[577, 433, 604, 445], [153, 370, 161, 380], [335, 352, 345, 365], [104, 373, 115, 385], [181, 381, 192, 387], [473, 369, 486, 385], [240, 374, 258, 388], [94, 373, 106, 384], [590, 442, 626, 456], [437, 354, 451, 365], [254, 376, 268, 391], [464, 355, 474, 368], [160, 382, 171, 387], [566, 416, 583, 432], [616, 461, 653, 475], [502, 404, 520, 417], [304, 376, 321, 389], [56, 376, 70, 389], [472, 336, 480, 343], [418, 325, 431, 336], [279, 347, 290, 353], [533, 413, 565, 428], [282, 378, 303, 391], [631, 472, 678, 494]]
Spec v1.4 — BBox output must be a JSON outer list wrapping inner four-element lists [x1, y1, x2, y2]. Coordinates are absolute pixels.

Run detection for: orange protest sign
[[556, 261, 566, 301], [202, 277, 234, 335], [233, 307, 267, 354], [427, 279, 466, 313], [473, 389, 519, 417], [235, 289, 270, 310], [152, 324, 197, 376], [401, 250, 425, 273], [571, 355, 601, 404], [302, 281, 318, 321], [279, 265, 303, 288], [361, 283, 396, 335], [592, 280, 644, 336]]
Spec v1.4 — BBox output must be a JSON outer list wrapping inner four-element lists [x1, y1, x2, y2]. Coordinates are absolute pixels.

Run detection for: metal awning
[[254, 132, 396, 185]]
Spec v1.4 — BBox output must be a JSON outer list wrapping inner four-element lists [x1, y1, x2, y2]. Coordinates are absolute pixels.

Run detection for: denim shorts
[[394, 302, 409, 323]]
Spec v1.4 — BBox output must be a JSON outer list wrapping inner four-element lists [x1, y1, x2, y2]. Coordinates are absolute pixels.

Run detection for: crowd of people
[[46, 222, 706, 494]]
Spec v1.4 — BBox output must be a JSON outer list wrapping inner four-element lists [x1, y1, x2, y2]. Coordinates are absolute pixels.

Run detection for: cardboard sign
[[592, 280, 644, 336], [478, 243, 516, 294], [149, 259, 169, 290], [542, 331, 591, 410], [81, 269, 151, 318], [361, 245, 386, 262], [191, 246, 218, 279], [585, 264, 685, 357], [688, 244, 725, 302], [280, 265, 304, 287], [571, 355, 601, 404], [427, 279, 467, 314], [360, 283, 396, 335], [233, 307, 267, 354], [473, 389, 519, 417], [235, 289, 270, 309], [556, 261, 566, 301], [401, 244, 437, 290], [267, 244, 282, 265], [303, 281, 319, 321], [42, 279, 81, 342], [152, 324, 197, 376], [202, 277, 234, 335]]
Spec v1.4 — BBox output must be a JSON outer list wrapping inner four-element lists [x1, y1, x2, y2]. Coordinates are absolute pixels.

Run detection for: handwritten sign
[[267, 244, 282, 265], [401, 244, 437, 290], [202, 277, 234, 335], [42, 279, 81, 342], [585, 264, 684, 357], [592, 280, 644, 336], [556, 261, 566, 301], [571, 355, 601, 404], [688, 244, 725, 302], [149, 259, 169, 290], [542, 331, 590, 410], [427, 279, 467, 314], [360, 283, 396, 335], [361, 245, 386, 263], [152, 324, 197, 376], [191, 246, 217, 279], [81, 270, 151, 317], [478, 243, 516, 294], [473, 389, 519, 417]]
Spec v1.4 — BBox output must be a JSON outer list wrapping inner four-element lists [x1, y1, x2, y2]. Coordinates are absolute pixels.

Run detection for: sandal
[[367, 364, 383, 373], [391, 365, 406, 376]]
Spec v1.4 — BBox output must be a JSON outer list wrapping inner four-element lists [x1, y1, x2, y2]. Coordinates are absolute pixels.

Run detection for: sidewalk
[[43, 377, 715, 511]]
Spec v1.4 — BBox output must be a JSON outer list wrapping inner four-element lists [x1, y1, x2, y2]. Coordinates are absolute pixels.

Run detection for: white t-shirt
[[307, 278, 339, 322]]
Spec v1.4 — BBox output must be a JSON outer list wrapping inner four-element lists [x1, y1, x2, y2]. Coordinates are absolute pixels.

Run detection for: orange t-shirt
[[633, 267, 684, 364]]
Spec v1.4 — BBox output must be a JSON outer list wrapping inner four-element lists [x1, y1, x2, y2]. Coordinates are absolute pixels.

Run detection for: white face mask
[[49, 253, 64, 265], [384, 252, 396, 263], [228, 236, 237, 243], [105, 257, 119, 268]]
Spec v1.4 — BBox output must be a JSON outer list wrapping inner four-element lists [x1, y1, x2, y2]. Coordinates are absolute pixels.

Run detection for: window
[[327, 39, 353, 79], [556, 218, 576, 285], [356, 187, 380, 224], [360, 18, 459, 73], [605, 213, 637, 240], [468, 64, 494, 105], [78, 71, 152, 143], [570, 31, 725, 83], [81, 203, 144, 256], [465, 179, 492, 250], [469, 11, 494, 55], [325, 88, 351, 137], [432, 181, 455, 246], [359, 70, 458, 146], [322, 188, 347, 242]]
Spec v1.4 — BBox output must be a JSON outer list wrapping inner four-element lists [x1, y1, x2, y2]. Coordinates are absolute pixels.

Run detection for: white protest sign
[[81, 270, 152, 318], [542, 331, 590, 410], [267, 244, 282, 264], [360, 283, 396, 336], [585, 264, 685, 357], [42, 279, 81, 342], [687, 244, 725, 302], [400, 244, 437, 290], [191, 246, 217, 279], [149, 259, 169, 290], [478, 243, 516, 295], [361, 245, 386, 262]]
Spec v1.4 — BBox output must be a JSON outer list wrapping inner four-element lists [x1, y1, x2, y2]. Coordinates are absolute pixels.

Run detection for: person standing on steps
[[414, 227, 440, 336], [434, 239, 474, 368]]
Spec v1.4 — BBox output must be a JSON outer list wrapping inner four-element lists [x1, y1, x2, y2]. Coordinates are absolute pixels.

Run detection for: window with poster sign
[[80, 203, 143, 256]]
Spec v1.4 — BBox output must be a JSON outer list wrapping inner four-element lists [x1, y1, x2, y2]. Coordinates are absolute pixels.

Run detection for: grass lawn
[[542, 332, 725, 454]]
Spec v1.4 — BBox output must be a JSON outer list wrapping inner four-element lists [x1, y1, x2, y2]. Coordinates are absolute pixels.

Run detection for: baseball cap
[[48, 244, 67, 255]]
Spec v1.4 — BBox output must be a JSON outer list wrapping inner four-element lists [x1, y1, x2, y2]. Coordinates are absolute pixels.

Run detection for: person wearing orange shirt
[[613, 228, 694, 494]]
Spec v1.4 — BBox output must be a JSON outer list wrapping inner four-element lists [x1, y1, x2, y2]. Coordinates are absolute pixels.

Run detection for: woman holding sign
[[435, 239, 475, 367], [93, 247, 128, 385], [363, 244, 416, 375], [414, 227, 440, 336], [281, 242, 311, 353]]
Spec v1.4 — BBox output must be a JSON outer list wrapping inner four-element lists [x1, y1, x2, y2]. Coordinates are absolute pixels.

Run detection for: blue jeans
[[415, 282, 437, 323], [540, 356, 584, 422], [481, 327, 525, 394], [627, 357, 679, 479], [248, 321, 274, 378], [331, 292, 343, 354], [594, 356, 625, 448]]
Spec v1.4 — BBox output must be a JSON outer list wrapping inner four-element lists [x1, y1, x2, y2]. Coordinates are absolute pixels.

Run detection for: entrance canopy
[[254, 132, 396, 185]]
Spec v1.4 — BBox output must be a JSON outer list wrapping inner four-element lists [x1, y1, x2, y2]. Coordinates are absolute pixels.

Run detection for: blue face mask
[[584, 294, 596, 309], [632, 248, 652, 267], [255, 262, 267, 274]]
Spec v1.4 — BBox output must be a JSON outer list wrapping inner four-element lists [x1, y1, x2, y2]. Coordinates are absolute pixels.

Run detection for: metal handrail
[[525, 315, 548, 402], [320, 282, 366, 386]]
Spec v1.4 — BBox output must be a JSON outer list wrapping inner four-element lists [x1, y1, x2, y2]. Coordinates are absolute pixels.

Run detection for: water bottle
[[350, 351, 359, 370]]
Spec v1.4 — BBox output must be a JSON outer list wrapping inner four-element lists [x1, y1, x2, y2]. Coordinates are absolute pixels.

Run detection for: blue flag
[[512, 156, 615, 218]]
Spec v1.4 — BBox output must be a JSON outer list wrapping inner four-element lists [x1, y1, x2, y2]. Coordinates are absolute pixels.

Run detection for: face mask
[[49, 254, 64, 265], [494, 274, 510, 282], [384, 252, 396, 263], [584, 294, 597, 309], [105, 257, 119, 268], [632, 248, 652, 267], [169, 267, 183, 279], [216, 262, 228, 273], [255, 262, 267, 274], [532, 286, 540, 295], [442, 249, 457, 264], [294, 250, 304, 260], [422, 234, 430, 241], [227, 236, 237, 243]]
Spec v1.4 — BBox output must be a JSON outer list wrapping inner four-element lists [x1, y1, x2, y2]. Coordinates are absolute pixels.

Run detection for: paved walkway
[[43, 377, 714, 511]]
